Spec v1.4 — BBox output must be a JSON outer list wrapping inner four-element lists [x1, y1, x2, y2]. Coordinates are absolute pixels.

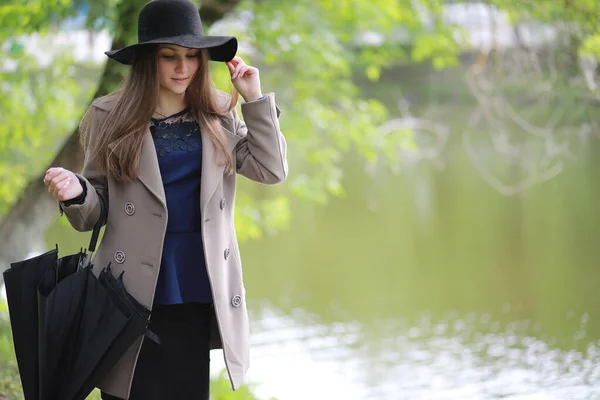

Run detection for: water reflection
[[223, 305, 600, 400], [225, 143, 600, 399]]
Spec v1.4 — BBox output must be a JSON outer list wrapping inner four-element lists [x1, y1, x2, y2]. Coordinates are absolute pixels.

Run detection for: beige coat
[[59, 91, 287, 399]]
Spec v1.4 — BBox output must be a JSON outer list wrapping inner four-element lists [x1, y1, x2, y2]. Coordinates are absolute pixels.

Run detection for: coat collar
[[94, 91, 242, 213]]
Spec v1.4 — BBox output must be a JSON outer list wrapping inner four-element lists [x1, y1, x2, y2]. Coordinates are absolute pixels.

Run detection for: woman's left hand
[[226, 57, 263, 102]]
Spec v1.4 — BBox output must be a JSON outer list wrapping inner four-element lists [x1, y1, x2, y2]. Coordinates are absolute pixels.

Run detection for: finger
[[232, 63, 243, 79], [45, 167, 65, 182], [45, 171, 57, 186], [233, 62, 248, 79], [226, 61, 235, 75], [47, 166, 64, 175], [50, 175, 69, 197], [236, 66, 251, 79], [50, 178, 61, 198], [50, 173, 69, 188], [57, 178, 73, 200], [44, 169, 54, 183], [242, 66, 258, 77], [227, 59, 240, 71], [54, 178, 72, 200], [56, 179, 71, 201], [232, 58, 248, 78]]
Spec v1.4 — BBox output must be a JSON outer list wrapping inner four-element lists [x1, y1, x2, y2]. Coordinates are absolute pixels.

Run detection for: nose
[[175, 58, 189, 74]]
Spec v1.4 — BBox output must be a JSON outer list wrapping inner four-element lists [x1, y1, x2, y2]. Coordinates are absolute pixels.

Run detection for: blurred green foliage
[[0, 0, 115, 214], [0, 53, 95, 213], [234, 0, 453, 204], [491, 0, 600, 61], [581, 34, 600, 60], [0, 302, 21, 400]]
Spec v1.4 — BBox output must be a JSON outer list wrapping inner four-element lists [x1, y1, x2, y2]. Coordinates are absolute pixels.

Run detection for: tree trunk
[[0, 0, 241, 283]]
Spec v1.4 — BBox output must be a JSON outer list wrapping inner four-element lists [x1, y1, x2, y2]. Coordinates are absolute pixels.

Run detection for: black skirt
[[101, 302, 212, 400]]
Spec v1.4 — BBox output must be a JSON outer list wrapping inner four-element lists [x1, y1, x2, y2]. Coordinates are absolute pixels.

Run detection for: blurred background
[[1, 0, 600, 399]]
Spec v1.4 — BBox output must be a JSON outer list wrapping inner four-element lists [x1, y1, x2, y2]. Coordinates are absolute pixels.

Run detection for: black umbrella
[[4, 198, 159, 400], [38, 262, 146, 400], [37, 256, 90, 400], [3, 247, 58, 400], [62, 265, 157, 400], [4, 201, 103, 400]]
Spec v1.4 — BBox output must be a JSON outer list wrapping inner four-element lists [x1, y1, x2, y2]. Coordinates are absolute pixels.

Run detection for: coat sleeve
[[58, 104, 109, 232], [234, 92, 288, 184]]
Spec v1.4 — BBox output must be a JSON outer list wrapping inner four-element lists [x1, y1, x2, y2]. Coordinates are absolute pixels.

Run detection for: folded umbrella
[[35, 200, 158, 400], [3, 248, 58, 400], [6, 197, 159, 400], [38, 263, 129, 400], [62, 264, 156, 400], [37, 261, 158, 400]]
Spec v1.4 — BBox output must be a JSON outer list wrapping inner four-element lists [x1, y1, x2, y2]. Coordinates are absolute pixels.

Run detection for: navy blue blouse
[[149, 108, 212, 305]]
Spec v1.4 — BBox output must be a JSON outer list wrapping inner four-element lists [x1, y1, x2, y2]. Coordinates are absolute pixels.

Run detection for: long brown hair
[[82, 46, 238, 181]]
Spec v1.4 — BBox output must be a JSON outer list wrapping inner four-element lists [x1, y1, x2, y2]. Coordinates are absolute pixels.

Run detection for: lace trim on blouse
[[150, 108, 201, 157]]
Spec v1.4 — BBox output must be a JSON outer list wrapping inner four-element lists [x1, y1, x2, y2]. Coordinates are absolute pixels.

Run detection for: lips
[[172, 77, 189, 84]]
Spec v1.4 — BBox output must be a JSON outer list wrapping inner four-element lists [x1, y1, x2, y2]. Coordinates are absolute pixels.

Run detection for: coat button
[[224, 248, 230, 260], [125, 202, 135, 215], [114, 250, 126, 264], [231, 295, 242, 307], [220, 198, 226, 210]]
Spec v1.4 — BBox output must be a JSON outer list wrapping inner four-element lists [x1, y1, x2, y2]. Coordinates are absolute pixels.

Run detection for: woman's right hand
[[44, 167, 84, 202]]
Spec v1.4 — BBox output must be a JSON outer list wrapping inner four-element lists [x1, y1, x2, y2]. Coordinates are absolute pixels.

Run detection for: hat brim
[[105, 35, 237, 65]]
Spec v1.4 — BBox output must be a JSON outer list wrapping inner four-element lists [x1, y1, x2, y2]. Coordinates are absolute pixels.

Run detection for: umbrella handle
[[88, 195, 107, 253]]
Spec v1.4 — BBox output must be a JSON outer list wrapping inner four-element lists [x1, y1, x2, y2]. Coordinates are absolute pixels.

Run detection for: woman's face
[[157, 44, 200, 95]]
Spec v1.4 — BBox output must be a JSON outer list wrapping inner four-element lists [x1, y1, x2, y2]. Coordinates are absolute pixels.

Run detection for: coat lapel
[[137, 125, 167, 210], [94, 93, 167, 211], [200, 121, 243, 214], [110, 112, 242, 215]]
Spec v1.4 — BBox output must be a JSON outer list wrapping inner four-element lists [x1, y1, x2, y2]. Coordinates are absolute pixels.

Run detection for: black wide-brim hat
[[105, 0, 238, 65]]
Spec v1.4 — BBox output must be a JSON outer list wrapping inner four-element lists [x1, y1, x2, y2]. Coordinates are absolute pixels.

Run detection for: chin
[[167, 86, 188, 95]]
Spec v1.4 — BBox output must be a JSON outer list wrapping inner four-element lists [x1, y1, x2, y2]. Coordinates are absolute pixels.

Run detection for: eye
[[187, 54, 199, 59], [161, 55, 175, 59]]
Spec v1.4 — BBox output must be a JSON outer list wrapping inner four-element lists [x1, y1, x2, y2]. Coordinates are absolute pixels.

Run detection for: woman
[[42, 0, 287, 399]]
